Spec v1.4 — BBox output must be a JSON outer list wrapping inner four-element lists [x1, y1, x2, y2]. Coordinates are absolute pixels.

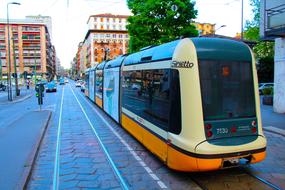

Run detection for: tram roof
[[123, 39, 181, 66], [123, 37, 252, 65], [96, 61, 107, 70], [192, 37, 252, 62], [105, 55, 126, 69]]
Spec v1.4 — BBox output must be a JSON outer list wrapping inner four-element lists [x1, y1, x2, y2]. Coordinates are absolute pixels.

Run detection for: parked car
[[80, 82, 86, 92], [75, 80, 82, 87], [259, 83, 274, 95], [59, 78, 65, 85], [46, 81, 57, 92], [0, 82, 6, 91]]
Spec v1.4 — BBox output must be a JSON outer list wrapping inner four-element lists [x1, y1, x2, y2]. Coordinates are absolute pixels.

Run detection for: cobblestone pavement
[[27, 82, 285, 190], [246, 131, 285, 189]]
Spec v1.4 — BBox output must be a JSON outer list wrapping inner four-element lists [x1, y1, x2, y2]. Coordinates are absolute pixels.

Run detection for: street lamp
[[215, 25, 226, 33], [7, 2, 21, 101], [241, 0, 244, 40]]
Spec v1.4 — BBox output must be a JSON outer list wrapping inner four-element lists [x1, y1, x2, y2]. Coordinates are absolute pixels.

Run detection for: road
[[2, 80, 283, 190]]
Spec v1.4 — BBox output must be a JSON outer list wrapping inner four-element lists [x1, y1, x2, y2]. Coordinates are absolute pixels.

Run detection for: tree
[[127, 0, 198, 52]]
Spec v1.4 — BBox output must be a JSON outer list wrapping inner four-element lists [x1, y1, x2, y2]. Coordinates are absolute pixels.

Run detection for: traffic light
[[35, 83, 45, 105]]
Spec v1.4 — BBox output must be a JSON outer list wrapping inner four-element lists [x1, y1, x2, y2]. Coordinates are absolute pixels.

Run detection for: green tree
[[244, 0, 274, 59], [127, 0, 198, 52]]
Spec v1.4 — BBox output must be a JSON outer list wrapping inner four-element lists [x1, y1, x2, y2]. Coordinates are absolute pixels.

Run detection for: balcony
[[265, 4, 285, 37], [23, 62, 41, 66]]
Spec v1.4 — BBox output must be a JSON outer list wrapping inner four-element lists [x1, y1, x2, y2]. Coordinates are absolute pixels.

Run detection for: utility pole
[[7, 4, 13, 101], [12, 35, 19, 96], [241, 0, 244, 40], [6, 2, 21, 101]]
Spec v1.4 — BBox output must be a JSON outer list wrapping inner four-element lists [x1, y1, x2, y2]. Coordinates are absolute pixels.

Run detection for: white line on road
[[69, 84, 129, 190], [75, 86, 168, 189], [52, 86, 65, 190]]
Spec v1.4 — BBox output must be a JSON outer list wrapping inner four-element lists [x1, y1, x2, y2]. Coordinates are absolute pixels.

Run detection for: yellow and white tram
[[84, 37, 266, 171]]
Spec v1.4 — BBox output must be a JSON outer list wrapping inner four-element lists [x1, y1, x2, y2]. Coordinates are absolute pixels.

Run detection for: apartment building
[[194, 22, 216, 35], [83, 13, 129, 68], [0, 18, 55, 80]]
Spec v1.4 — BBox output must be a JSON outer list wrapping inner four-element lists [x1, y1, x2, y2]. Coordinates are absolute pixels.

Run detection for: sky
[[0, 0, 254, 69]]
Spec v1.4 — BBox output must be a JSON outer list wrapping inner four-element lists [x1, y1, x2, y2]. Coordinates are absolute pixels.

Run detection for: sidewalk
[[0, 86, 33, 104], [0, 110, 51, 190], [260, 99, 285, 136]]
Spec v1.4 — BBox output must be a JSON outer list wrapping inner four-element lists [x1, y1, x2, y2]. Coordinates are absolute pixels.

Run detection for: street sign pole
[[36, 83, 44, 111]]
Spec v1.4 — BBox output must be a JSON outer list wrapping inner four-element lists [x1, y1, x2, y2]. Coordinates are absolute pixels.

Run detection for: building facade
[[260, 0, 285, 113], [0, 18, 55, 81], [194, 22, 215, 36], [84, 13, 129, 68]]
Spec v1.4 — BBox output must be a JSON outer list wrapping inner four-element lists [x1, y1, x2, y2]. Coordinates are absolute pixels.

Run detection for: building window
[[118, 34, 123, 38], [101, 25, 104, 30], [107, 25, 110, 30], [113, 18, 116, 22], [119, 18, 122, 23], [112, 34, 116, 38], [94, 17, 97, 22], [107, 18, 109, 22], [94, 25, 97, 29], [100, 18, 103, 22], [113, 25, 116, 30]]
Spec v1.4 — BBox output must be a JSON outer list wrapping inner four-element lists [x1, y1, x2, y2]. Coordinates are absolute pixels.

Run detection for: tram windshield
[[199, 60, 256, 121]]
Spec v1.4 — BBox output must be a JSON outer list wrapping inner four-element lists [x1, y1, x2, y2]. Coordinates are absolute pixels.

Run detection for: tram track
[[51, 84, 128, 190], [188, 167, 282, 190], [69, 84, 129, 190], [73, 84, 169, 189]]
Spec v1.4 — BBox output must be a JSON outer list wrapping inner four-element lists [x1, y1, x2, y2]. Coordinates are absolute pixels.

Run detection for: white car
[[259, 83, 274, 95], [75, 81, 81, 87]]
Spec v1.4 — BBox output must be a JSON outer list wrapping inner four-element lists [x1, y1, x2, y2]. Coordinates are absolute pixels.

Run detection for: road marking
[[75, 86, 168, 189], [52, 86, 64, 190], [69, 85, 129, 190]]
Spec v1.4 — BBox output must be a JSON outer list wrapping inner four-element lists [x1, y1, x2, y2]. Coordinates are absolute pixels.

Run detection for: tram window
[[85, 74, 89, 88], [122, 69, 170, 130], [199, 60, 256, 120], [169, 69, 181, 134], [96, 71, 103, 98]]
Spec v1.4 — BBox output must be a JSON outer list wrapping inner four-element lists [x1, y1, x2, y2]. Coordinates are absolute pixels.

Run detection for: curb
[[0, 93, 33, 105], [264, 127, 285, 137], [17, 111, 52, 190]]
